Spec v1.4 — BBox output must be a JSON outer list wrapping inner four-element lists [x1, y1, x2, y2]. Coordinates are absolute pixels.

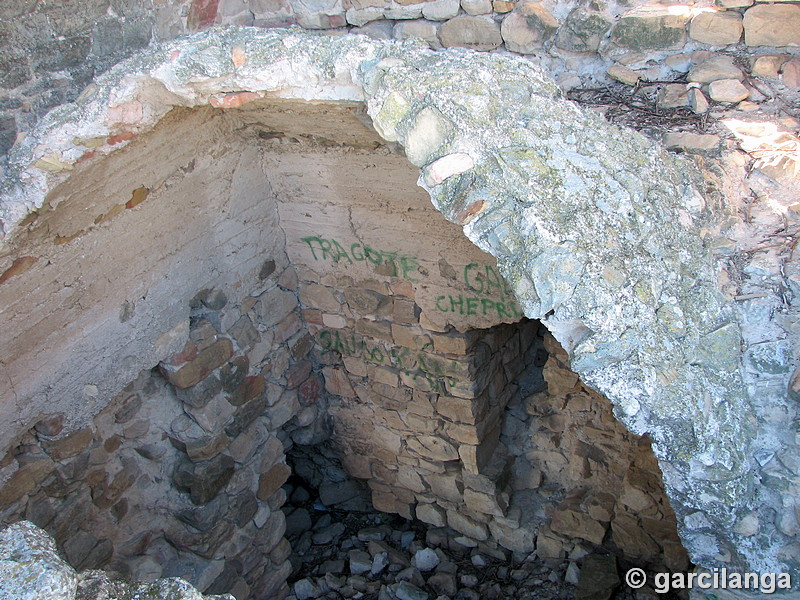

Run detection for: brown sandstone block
[[343, 356, 368, 378], [783, 58, 800, 89], [408, 436, 459, 462], [301, 308, 324, 326], [611, 513, 660, 560], [492, 0, 514, 13], [258, 463, 291, 501], [443, 422, 480, 445], [458, 425, 501, 474], [750, 54, 789, 77], [276, 313, 302, 342], [393, 298, 421, 323], [227, 375, 266, 407], [322, 367, 356, 397], [611, 5, 689, 50], [254, 511, 287, 553], [430, 330, 478, 354], [743, 4, 800, 46], [42, 428, 94, 460], [0, 458, 56, 507], [190, 320, 218, 351], [185, 433, 230, 462], [550, 508, 607, 545], [405, 413, 437, 434], [689, 10, 742, 45], [500, 1, 559, 54], [464, 488, 506, 516], [436, 394, 487, 425], [285, 360, 312, 389], [446, 509, 488, 540], [355, 318, 393, 343], [160, 338, 234, 389], [34, 414, 65, 437], [368, 365, 399, 387], [345, 287, 391, 314], [416, 502, 447, 527], [299, 283, 340, 311], [291, 333, 314, 361], [392, 323, 432, 350], [390, 279, 415, 298]]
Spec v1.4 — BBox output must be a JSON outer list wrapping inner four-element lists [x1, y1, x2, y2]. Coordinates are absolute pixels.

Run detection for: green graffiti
[[300, 236, 520, 316], [316, 328, 462, 393], [435, 294, 524, 318], [463, 263, 513, 296], [301, 236, 419, 282]]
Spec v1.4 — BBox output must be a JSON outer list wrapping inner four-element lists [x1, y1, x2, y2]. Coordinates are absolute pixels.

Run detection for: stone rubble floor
[[280, 480, 683, 600], [285, 506, 573, 600]]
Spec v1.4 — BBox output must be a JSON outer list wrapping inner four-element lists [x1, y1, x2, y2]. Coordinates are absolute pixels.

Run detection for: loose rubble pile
[[279, 472, 686, 600]]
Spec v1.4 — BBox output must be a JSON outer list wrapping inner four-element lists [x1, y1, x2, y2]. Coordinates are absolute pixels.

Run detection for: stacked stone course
[[509, 333, 689, 574], [255, 124, 688, 578]]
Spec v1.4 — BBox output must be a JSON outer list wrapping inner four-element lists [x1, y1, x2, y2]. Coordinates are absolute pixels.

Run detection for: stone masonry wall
[[0, 0, 197, 169], [0, 107, 321, 599], [0, 80, 687, 599], [513, 332, 689, 575], [262, 107, 532, 542], [200, 0, 800, 102], [261, 119, 686, 576]]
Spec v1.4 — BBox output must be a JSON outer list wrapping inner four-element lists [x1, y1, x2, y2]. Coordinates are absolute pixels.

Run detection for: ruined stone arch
[[0, 27, 780, 577]]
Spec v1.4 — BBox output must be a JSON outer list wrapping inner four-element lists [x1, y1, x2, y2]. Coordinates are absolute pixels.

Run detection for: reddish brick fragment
[[168, 341, 198, 367], [107, 131, 136, 145], [160, 338, 234, 389], [188, 0, 220, 31], [298, 374, 323, 405], [209, 92, 260, 109], [286, 360, 312, 389]]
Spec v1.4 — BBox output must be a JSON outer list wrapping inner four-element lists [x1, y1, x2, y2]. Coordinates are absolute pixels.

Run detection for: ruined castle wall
[[1, 26, 798, 595]]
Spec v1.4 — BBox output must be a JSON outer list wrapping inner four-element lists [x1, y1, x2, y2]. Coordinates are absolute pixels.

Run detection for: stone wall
[[263, 120, 533, 540], [197, 0, 800, 100], [517, 333, 688, 574], [257, 107, 687, 575], [0, 63, 690, 598], [3, 0, 800, 172], [0, 0, 197, 169]]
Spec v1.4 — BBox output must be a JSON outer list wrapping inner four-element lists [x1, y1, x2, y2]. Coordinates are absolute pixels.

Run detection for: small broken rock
[[708, 78, 749, 103], [607, 64, 640, 86]]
